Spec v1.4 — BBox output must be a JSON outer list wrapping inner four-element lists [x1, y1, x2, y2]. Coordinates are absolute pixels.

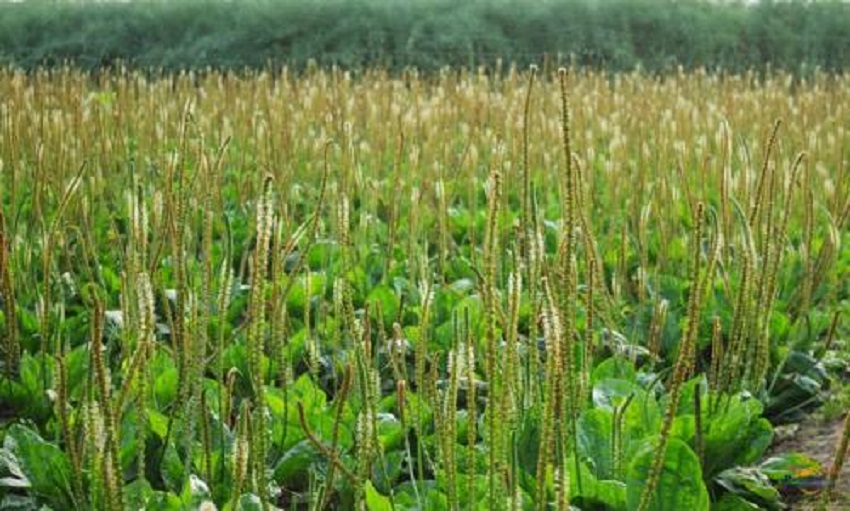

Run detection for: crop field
[[0, 66, 849, 510]]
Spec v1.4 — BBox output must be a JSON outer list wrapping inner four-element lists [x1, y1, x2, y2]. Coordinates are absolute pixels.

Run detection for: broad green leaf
[[0, 355, 52, 422], [594, 378, 661, 445], [394, 480, 449, 509], [377, 412, 404, 451], [147, 407, 171, 438], [593, 379, 642, 411], [380, 390, 433, 432], [711, 494, 762, 511], [272, 440, 319, 484], [433, 321, 455, 351], [365, 480, 393, 511], [153, 364, 179, 409], [124, 479, 154, 510], [181, 474, 212, 508], [0, 449, 29, 488], [445, 256, 478, 283], [453, 294, 484, 338], [626, 437, 709, 511], [307, 241, 339, 270], [65, 344, 90, 399], [372, 450, 404, 493], [760, 452, 822, 482], [292, 373, 327, 409], [160, 443, 185, 493], [714, 467, 780, 510], [672, 375, 707, 416], [577, 408, 614, 479], [596, 480, 627, 508], [119, 408, 139, 473], [449, 278, 475, 294], [0, 494, 41, 511], [516, 412, 541, 475], [670, 415, 696, 444], [592, 357, 637, 386], [221, 343, 271, 390], [703, 394, 772, 478], [236, 493, 264, 510], [124, 478, 153, 509], [286, 272, 328, 316], [737, 419, 773, 466], [1, 425, 73, 509], [367, 285, 399, 329]]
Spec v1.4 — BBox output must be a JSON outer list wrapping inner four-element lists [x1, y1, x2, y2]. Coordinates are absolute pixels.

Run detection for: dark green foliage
[[0, 0, 848, 73]]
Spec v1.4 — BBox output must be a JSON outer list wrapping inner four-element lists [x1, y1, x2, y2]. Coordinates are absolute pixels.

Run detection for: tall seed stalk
[[637, 203, 711, 511]]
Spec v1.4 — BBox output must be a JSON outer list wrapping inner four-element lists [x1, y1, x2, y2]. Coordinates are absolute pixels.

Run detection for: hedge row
[[1, 0, 849, 73]]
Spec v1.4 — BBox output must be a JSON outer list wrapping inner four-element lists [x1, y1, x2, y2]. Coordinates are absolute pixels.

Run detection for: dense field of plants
[[0, 66, 849, 510]]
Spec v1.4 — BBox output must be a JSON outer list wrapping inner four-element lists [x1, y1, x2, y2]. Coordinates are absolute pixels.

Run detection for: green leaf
[[152, 364, 179, 410], [307, 241, 339, 269], [714, 467, 780, 510], [0, 355, 52, 422], [594, 379, 661, 445], [703, 394, 772, 478], [377, 412, 404, 451], [592, 379, 643, 411], [0, 448, 30, 488], [670, 415, 696, 444], [760, 452, 826, 495], [626, 437, 709, 511], [394, 480, 449, 509], [221, 343, 271, 391], [592, 357, 637, 386], [124, 479, 154, 510], [118, 408, 139, 474], [373, 450, 405, 493], [286, 272, 328, 316], [236, 493, 264, 510], [0, 425, 73, 510], [160, 443, 185, 493], [516, 412, 541, 475], [672, 375, 707, 416], [65, 344, 89, 399], [181, 474, 212, 508], [147, 407, 171, 438], [380, 390, 433, 432], [453, 294, 484, 339], [146, 491, 183, 510], [0, 494, 41, 511], [292, 373, 327, 409], [759, 452, 822, 482], [738, 419, 773, 466], [711, 494, 762, 511], [593, 480, 628, 509], [272, 440, 319, 484], [365, 480, 393, 511], [367, 285, 399, 330], [577, 408, 614, 479], [765, 351, 828, 423]]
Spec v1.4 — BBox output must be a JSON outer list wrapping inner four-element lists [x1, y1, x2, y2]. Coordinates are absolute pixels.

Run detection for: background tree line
[[0, 0, 848, 73]]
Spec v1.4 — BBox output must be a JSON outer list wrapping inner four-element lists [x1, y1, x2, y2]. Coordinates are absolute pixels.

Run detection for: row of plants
[[0, 66, 849, 510]]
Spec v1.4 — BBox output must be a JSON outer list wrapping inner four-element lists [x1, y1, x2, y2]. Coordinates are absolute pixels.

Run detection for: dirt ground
[[769, 415, 850, 510]]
